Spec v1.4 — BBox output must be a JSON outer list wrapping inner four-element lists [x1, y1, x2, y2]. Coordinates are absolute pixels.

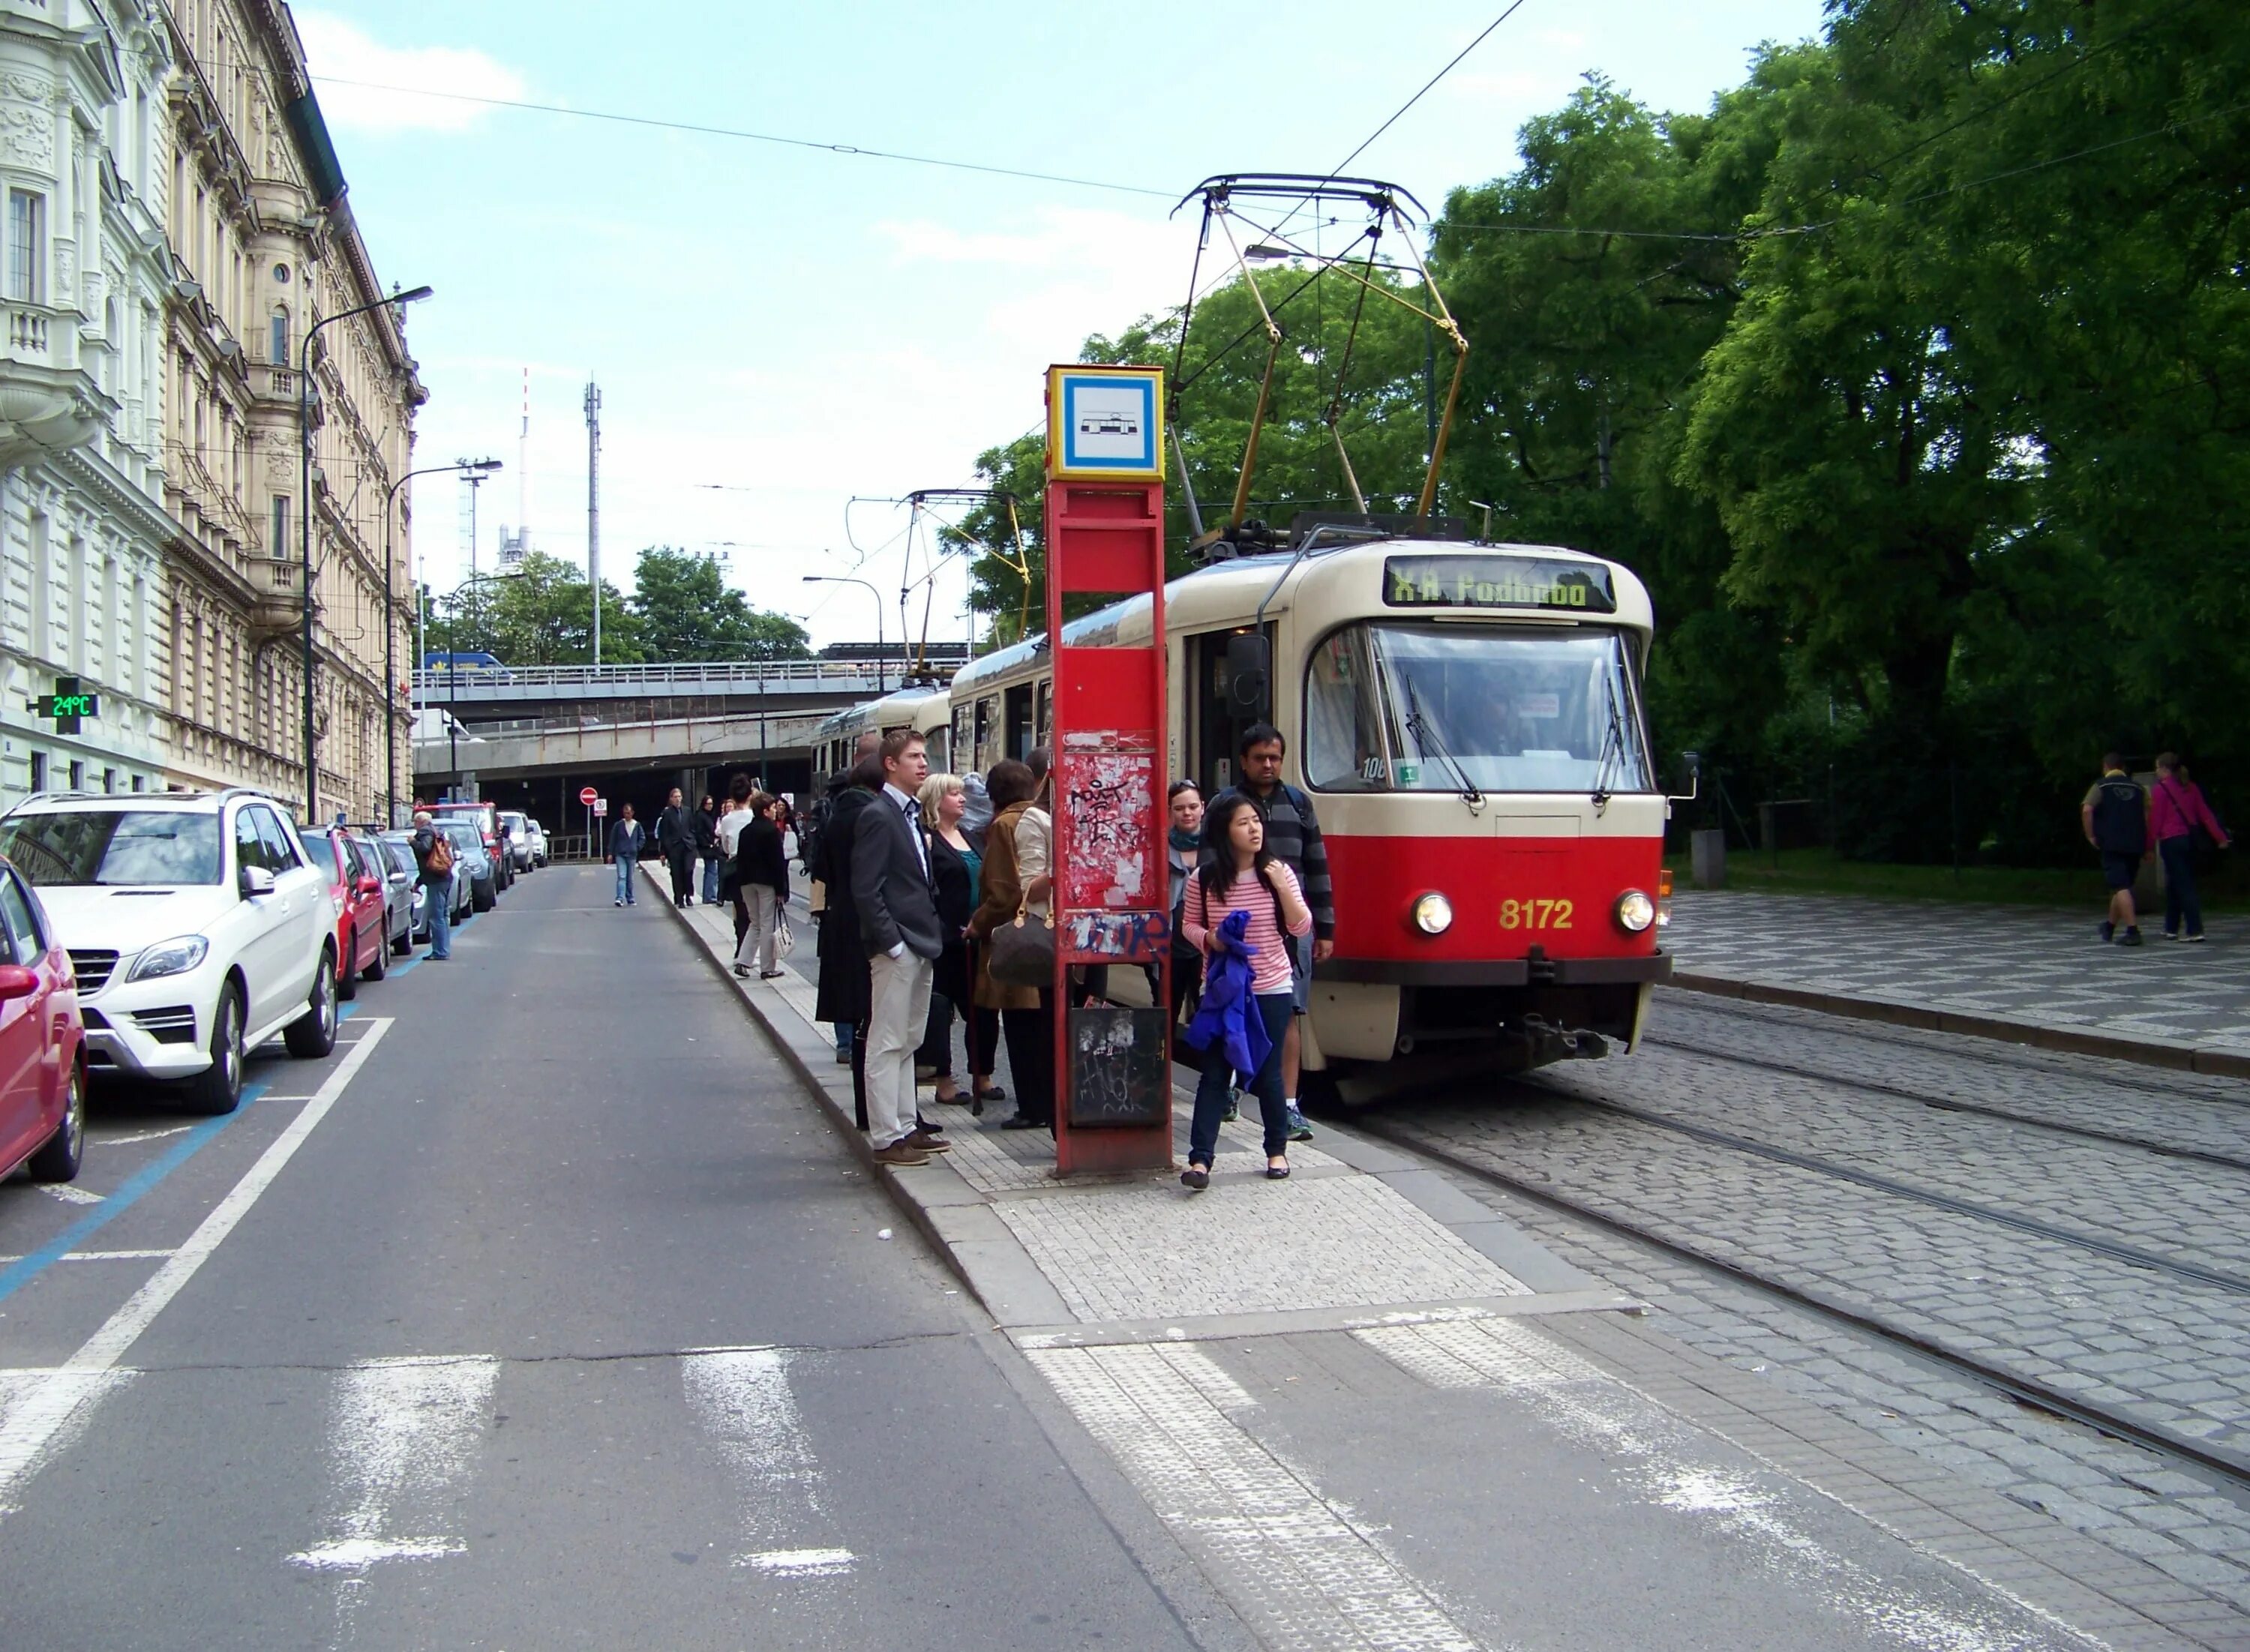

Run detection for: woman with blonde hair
[[915, 774, 1001, 1110]]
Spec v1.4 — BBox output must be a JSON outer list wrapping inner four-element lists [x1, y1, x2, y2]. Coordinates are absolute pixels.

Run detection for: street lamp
[[383, 456, 499, 826], [301, 283, 432, 823], [802, 574, 886, 694]]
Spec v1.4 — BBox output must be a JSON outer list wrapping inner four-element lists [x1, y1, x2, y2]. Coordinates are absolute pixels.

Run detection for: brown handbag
[[986, 901, 1054, 987]]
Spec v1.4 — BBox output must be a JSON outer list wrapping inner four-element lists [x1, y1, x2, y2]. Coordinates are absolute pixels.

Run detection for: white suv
[[0, 789, 340, 1113]]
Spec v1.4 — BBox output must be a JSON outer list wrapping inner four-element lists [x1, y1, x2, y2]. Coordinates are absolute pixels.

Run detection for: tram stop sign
[[579, 787, 598, 807]]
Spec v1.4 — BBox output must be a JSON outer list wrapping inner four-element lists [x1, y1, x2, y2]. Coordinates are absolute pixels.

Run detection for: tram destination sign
[[1384, 554, 1616, 614]]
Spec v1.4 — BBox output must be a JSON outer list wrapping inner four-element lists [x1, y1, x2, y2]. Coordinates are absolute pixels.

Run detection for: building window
[[8, 190, 44, 303], [103, 768, 116, 794], [28, 753, 46, 793], [270, 305, 290, 366], [271, 494, 290, 557], [68, 760, 84, 791], [132, 774, 146, 793]]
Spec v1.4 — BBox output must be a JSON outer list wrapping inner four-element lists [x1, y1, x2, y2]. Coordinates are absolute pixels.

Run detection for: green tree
[[628, 547, 813, 662], [427, 553, 645, 664]]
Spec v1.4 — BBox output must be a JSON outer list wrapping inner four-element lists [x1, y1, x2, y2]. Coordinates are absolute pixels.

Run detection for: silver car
[[351, 829, 415, 955], [499, 810, 534, 873], [384, 828, 470, 927], [526, 817, 549, 867]]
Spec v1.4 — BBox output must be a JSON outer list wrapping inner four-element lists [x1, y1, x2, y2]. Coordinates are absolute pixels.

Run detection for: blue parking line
[[0, 997, 376, 1308]]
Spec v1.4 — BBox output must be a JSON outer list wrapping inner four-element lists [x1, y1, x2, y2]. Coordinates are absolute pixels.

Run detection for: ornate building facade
[[0, 0, 176, 799], [159, 0, 423, 820]]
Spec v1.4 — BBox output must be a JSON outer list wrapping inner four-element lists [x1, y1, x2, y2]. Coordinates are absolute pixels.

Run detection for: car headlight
[[1614, 889, 1656, 933], [128, 935, 210, 982], [1410, 892, 1454, 935]]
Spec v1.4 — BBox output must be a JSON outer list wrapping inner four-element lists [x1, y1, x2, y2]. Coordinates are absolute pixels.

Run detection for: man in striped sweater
[[1210, 723, 1334, 1140]]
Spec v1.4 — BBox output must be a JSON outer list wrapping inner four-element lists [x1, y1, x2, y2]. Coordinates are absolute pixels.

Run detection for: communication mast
[[584, 377, 602, 665], [499, 366, 530, 570]]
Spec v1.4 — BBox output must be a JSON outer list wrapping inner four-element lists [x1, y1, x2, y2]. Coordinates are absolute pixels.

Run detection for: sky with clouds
[[297, 1, 1826, 652]]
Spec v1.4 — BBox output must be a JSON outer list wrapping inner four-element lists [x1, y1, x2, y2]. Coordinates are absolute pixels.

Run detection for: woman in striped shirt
[[1178, 793, 1313, 1189]]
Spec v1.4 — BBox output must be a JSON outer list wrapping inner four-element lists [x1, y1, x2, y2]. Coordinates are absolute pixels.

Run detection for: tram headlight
[[1614, 889, 1657, 934], [1409, 892, 1454, 936]]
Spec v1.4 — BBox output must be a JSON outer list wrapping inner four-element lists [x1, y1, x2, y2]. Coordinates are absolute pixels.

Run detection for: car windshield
[[440, 824, 482, 856], [1304, 622, 1652, 794], [0, 810, 224, 886]]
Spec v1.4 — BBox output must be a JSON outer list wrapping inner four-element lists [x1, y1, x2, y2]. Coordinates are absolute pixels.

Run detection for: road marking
[[1356, 1320, 2083, 1652], [681, 1348, 855, 1577], [0, 1021, 392, 1522], [38, 1185, 103, 1206], [91, 1125, 192, 1146], [288, 1354, 500, 1574], [1027, 1341, 1483, 1652], [61, 1249, 176, 1262]]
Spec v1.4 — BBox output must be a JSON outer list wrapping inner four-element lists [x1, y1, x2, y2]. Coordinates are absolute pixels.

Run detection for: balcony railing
[[5, 304, 51, 359]]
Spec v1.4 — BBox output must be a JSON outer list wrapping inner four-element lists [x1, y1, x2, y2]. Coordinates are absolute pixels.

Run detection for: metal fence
[[410, 659, 944, 694]]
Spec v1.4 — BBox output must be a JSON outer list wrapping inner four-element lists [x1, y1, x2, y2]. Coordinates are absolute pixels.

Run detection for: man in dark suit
[[657, 787, 696, 907], [852, 730, 944, 1165]]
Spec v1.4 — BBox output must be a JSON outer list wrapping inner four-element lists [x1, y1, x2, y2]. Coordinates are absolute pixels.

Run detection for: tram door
[[1004, 685, 1034, 761], [1187, 629, 1267, 796]]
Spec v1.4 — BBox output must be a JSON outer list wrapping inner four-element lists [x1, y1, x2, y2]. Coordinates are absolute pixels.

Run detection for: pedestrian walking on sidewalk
[[695, 793, 723, 906], [410, 810, 455, 961], [2152, 753, 2231, 941], [717, 775, 754, 949], [1208, 724, 1331, 1139], [2082, 754, 2151, 945], [609, 804, 645, 907], [970, 760, 1052, 1132], [733, 792, 791, 979], [916, 773, 1000, 1111], [854, 731, 947, 1166], [658, 787, 696, 907], [814, 754, 883, 1120], [1178, 793, 1312, 1191]]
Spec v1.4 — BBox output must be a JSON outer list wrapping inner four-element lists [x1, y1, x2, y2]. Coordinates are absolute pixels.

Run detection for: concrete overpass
[[411, 707, 834, 856], [412, 657, 956, 727]]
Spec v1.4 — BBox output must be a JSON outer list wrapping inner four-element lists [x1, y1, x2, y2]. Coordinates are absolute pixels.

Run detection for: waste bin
[[1690, 828, 1726, 889]]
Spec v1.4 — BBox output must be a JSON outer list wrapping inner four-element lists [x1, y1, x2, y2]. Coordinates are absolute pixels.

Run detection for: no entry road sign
[[580, 786, 598, 806]]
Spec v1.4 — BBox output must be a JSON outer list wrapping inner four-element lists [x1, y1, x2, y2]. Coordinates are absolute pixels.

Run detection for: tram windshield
[[1304, 622, 1652, 795]]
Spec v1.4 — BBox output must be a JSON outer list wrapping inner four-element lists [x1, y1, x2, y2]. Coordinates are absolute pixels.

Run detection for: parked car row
[[0, 787, 544, 1192]]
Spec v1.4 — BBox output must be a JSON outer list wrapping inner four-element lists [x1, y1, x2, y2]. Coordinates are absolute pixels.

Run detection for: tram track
[[1352, 1103, 2250, 1497], [1642, 1032, 2250, 1176]]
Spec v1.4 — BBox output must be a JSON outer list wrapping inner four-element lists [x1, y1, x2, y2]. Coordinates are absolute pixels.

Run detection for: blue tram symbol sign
[[27, 676, 98, 735], [1047, 365, 1164, 481]]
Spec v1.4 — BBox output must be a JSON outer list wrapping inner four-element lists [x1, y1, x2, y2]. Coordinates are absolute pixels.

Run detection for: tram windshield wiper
[[1592, 670, 1628, 811], [1402, 677, 1484, 808]]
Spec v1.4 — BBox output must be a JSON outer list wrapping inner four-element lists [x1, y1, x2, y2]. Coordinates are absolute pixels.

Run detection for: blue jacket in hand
[[1181, 908, 1270, 1084]]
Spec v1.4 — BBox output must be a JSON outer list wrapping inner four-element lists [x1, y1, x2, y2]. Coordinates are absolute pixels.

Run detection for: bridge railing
[[410, 659, 950, 694]]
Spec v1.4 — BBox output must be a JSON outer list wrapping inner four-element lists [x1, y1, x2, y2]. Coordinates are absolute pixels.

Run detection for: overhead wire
[[308, 76, 1174, 199]]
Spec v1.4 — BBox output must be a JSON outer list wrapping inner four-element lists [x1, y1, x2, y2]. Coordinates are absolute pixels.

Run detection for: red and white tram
[[944, 529, 1672, 1093]]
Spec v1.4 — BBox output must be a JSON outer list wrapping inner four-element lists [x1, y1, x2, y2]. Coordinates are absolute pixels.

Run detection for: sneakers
[[834, 1048, 852, 1067], [2188, 933, 2208, 943], [1286, 1106, 1314, 1142], [2164, 930, 2181, 941], [615, 898, 625, 908], [1221, 1090, 1240, 1124], [2098, 920, 2114, 943], [872, 1139, 930, 1167], [2119, 926, 2144, 947]]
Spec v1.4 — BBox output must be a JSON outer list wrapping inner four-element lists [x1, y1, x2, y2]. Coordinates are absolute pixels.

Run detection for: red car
[[298, 828, 388, 1000], [0, 855, 86, 1186]]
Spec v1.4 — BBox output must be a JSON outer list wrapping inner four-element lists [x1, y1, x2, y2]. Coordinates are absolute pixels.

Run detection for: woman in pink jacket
[[2151, 753, 2230, 941]]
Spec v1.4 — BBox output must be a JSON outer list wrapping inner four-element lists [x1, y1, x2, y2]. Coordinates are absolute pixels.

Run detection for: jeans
[[424, 880, 452, 959], [1188, 991, 1294, 1168], [701, 856, 722, 904], [2161, 835, 2204, 937], [614, 853, 637, 904]]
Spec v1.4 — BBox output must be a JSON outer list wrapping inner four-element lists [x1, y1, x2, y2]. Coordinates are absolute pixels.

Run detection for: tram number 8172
[[1499, 898, 1574, 930]]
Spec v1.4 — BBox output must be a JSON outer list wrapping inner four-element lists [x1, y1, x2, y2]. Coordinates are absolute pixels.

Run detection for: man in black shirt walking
[[2082, 753, 2151, 946]]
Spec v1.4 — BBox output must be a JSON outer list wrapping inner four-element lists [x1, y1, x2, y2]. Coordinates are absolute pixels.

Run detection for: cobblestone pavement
[[1670, 891, 2250, 1054], [1374, 992, 2250, 1624]]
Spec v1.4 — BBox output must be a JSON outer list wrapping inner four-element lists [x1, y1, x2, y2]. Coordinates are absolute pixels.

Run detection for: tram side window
[[1304, 627, 1390, 791], [1034, 681, 1052, 750], [974, 698, 994, 771]]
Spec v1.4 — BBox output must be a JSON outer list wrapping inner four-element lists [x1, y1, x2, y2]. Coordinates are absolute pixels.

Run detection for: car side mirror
[[0, 963, 40, 1002], [356, 875, 383, 897], [1225, 632, 1270, 719], [239, 865, 277, 899]]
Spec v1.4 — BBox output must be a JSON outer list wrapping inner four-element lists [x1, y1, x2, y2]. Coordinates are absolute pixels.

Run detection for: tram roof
[[812, 683, 950, 740], [948, 536, 1652, 700]]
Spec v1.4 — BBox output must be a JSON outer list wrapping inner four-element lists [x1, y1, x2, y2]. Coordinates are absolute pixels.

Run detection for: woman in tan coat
[[970, 760, 1052, 1130]]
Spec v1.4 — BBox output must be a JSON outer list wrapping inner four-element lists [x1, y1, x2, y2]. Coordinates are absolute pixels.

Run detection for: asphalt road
[[0, 866, 1216, 1650]]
